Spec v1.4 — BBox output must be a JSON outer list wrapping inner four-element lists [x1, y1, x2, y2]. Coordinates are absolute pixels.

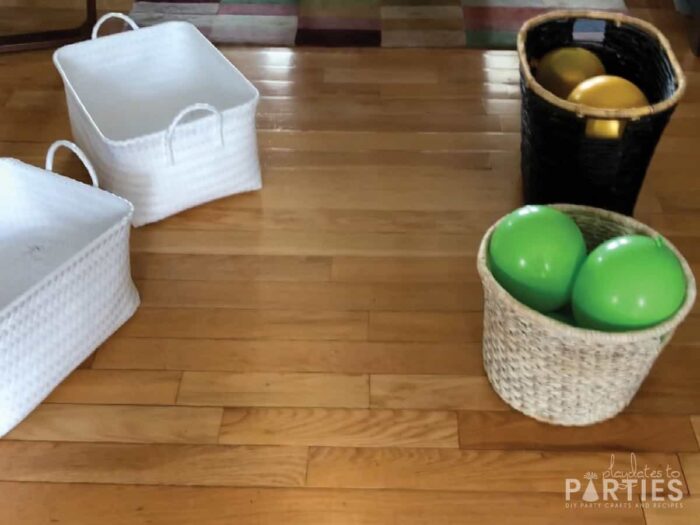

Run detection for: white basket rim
[[52, 20, 260, 149], [0, 158, 134, 321], [476, 203, 697, 344]]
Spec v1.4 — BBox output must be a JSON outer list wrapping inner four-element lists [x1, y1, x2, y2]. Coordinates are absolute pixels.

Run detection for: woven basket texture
[[53, 14, 262, 227], [0, 157, 139, 436], [477, 204, 696, 426], [519, 11, 685, 215]]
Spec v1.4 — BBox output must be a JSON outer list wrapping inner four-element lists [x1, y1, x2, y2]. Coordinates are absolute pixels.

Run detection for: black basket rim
[[517, 10, 686, 120]]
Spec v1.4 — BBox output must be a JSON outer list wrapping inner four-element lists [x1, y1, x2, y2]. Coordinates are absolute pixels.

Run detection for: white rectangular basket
[[0, 141, 140, 437], [53, 13, 262, 227]]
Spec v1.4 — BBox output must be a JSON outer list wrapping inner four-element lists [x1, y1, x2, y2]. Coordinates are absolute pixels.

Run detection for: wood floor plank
[[117, 308, 369, 341], [262, 149, 493, 170], [136, 280, 373, 311], [643, 497, 700, 525], [645, 344, 700, 381], [257, 110, 503, 133], [178, 372, 369, 408], [131, 253, 332, 282], [670, 315, 700, 344], [45, 370, 182, 405], [219, 408, 458, 448], [458, 411, 700, 452], [628, 376, 700, 415], [306, 448, 687, 493], [4, 404, 223, 444], [94, 339, 483, 375], [257, 130, 520, 153], [369, 312, 482, 342], [371, 282, 483, 311], [131, 229, 478, 257], [331, 255, 478, 283], [0, 441, 308, 488], [136, 279, 484, 312], [0, 482, 645, 525], [693, 416, 700, 443], [679, 453, 700, 494], [371, 375, 508, 410], [133, 167, 517, 216], [621, 344, 700, 415]]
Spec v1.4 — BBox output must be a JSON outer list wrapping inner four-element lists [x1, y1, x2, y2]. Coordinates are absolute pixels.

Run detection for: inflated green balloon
[[572, 235, 687, 331], [488, 205, 587, 312], [547, 309, 577, 326]]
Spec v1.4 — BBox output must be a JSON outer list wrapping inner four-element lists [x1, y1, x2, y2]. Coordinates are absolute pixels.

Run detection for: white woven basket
[[0, 141, 140, 436], [477, 204, 696, 426], [53, 13, 262, 227]]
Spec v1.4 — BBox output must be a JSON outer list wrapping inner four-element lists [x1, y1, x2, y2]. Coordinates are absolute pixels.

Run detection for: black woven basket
[[518, 10, 685, 215]]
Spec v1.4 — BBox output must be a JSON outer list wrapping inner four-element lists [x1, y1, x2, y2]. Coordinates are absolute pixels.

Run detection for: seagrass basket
[[477, 205, 696, 426], [518, 11, 686, 216]]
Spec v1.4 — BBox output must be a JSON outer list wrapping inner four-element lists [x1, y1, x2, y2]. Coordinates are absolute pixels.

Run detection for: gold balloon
[[535, 47, 605, 99], [567, 75, 649, 139]]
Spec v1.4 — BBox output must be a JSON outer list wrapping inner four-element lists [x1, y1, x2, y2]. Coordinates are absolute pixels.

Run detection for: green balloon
[[572, 235, 687, 331], [488, 205, 587, 312], [547, 309, 577, 326]]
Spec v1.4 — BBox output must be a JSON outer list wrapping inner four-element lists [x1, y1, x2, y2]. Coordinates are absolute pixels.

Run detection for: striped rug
[[130, 0, 627, 48]]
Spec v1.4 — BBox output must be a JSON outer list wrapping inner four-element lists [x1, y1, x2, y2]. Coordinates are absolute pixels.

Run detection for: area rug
[[129, 0, 627, 48]]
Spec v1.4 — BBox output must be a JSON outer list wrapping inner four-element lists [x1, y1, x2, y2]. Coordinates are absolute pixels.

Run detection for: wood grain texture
[[131, 253, 332, 282], [679, 453, 700, 494], [4, 404, 223, 444], [131, 229, 477, 257], [369, 312, 482, 342], [178, 372, 369, 408], [0, 482, 645, 525], [643, 498, 700, 525], [94, 338, 483, 375], [331, 256, 477, 283], [118, 308, 369, 341], [371, 375, 508, 410], [136, 279, 484, 312], [458, 411, 700, 452], [306, 448, 687, 493], [160, 204, 505, 235], [628, 378, 700, 415], [45, 370, 182, 405], [0, 441, 308, 488], [626, 344, 700, 414], [219, 408, 458, 448]]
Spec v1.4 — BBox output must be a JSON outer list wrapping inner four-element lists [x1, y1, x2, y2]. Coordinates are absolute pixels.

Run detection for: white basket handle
[[45, 140, 99, 188], [165, 103, 225, 165], [92, 12, 139, 40]]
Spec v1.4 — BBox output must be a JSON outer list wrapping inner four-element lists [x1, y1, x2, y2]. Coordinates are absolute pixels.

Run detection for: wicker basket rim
[[517, 10, 687, 120], [476, 204, 697, 344]]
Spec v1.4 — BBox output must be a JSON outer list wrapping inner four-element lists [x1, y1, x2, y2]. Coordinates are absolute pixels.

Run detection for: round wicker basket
[[477, 205, 696, 426]]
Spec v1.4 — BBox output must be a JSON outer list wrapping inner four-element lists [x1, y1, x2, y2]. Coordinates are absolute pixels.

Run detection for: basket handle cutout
[[92, 12, 139, 40], [572, 19, 606, 42], [165, 103, 225, 165], [45, 140, 100, 188]]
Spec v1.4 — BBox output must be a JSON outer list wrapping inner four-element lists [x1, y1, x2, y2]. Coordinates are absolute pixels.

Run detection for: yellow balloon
[[584, 119, 625, 140], [567, 75, 649, 139], [535, 47, 605, 99]]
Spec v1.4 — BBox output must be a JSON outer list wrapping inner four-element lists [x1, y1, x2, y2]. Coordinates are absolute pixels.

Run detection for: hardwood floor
[[1, 1, 699, 523]]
